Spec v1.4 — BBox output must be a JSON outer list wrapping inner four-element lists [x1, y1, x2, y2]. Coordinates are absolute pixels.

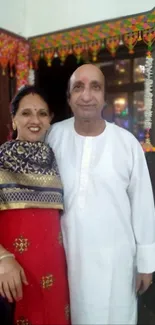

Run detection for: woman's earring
[[12, 121, 17, 131]]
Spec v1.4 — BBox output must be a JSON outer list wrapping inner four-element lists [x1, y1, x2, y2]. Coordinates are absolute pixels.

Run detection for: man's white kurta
[[47, 118, 155, 325]]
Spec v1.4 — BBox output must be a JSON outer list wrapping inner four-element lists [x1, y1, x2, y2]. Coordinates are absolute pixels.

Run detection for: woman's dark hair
[[11, 85, 51, 139]]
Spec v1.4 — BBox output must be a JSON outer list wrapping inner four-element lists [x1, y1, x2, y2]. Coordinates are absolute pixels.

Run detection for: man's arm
[[128, 140, 155, 293]]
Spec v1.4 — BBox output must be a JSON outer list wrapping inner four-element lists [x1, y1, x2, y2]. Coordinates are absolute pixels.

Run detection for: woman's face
[[13, 93, 52, 142]]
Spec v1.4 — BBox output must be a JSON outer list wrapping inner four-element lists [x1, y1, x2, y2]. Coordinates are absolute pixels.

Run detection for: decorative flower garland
[[143, 54, 154, 151], [28, 68, 35, 85]]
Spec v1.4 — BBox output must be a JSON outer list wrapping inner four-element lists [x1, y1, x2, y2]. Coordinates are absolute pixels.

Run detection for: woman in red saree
[[0, 85, 70, 325]]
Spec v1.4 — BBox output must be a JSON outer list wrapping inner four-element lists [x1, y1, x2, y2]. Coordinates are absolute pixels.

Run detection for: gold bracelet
[[0, 253, 15, 261]]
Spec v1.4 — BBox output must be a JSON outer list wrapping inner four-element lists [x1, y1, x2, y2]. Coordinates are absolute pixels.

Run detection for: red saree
[[0, 208, 70, 325]]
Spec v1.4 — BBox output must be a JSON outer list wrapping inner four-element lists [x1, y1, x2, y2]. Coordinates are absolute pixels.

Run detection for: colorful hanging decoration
[[29, 8, 155, 54], [143, 28, 155, 55], [29, 8, 155, 66], [58, 47, 69, 64], [0, 33, 18, 75], [73, 44, 85, 63], [0, 49, 10, 75], [16, 41, 30, 90], [9, 53, 16, 77], [44, 49, 54, 66], [0, 31, 30, 89], [106, 37, 120, 56], [123, 32, 139, 54], [31, 51, 40, 69], [89, 40, 102, 61]]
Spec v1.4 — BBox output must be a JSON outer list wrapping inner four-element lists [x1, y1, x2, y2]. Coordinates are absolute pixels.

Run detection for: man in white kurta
[[47, 64, 155, 325]]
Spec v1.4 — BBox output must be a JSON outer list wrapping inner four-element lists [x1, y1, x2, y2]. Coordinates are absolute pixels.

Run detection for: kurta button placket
[[78, 138, 92, 209]]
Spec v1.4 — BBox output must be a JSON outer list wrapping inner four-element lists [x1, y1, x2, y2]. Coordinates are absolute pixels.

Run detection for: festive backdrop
[[0, 30, 29, 90], [29, 8, 155, 65], [0, 8, 155, 150]]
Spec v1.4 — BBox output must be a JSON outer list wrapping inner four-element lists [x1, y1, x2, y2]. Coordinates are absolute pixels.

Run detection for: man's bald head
[[70, 64, 105, 85], [68, 64, 105, 97]]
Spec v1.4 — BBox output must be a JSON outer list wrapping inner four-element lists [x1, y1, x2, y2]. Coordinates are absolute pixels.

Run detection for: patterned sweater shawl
[[0, 140, 63, 211]]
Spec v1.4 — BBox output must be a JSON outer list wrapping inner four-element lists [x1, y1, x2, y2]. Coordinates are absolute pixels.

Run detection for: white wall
[[0, 0, 26, 36], [0, 0, 154, 38], [25, 0, 155, 38]]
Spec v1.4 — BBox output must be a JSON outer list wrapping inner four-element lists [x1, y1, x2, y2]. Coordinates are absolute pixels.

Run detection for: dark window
[[100, 53, 146, 142]]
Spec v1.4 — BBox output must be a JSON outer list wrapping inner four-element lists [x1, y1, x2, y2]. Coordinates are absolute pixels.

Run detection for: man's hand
[[136, 273, 153, 295]]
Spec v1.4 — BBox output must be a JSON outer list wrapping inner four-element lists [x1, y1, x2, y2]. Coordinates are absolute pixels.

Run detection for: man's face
[[68, 65, 105, 121]]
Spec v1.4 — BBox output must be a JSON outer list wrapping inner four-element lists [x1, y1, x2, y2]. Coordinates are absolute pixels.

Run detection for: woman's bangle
[[0, 253, 15, 261]]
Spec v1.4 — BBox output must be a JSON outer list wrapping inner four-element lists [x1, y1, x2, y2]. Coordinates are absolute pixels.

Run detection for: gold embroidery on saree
[[41, 274, 54, 289], [13, 235, 30, 254]]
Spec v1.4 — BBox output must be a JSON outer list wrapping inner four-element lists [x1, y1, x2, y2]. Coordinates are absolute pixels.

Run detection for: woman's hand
[[0, 256, 28, 303]]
